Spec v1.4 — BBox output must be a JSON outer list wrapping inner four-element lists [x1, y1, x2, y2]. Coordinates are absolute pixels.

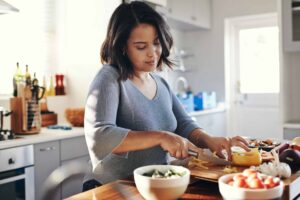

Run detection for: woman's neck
[[131, 72, 151, 83]]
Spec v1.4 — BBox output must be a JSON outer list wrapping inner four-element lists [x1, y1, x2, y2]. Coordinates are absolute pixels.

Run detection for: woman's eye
[[154, 41, 160, 46], [136, 46, 146, 50]]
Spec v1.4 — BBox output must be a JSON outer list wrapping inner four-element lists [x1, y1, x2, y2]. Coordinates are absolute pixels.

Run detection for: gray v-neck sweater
[[84, 65, 199, 184]]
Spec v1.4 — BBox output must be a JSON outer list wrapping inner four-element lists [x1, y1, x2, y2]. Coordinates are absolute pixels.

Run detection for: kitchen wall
[[44, 0, 121, 123], [173, 0, 277, 103]]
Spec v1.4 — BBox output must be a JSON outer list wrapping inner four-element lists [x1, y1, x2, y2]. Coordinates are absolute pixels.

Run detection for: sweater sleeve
[[171, 91, 200, 138], [84, 67, 130, 172]]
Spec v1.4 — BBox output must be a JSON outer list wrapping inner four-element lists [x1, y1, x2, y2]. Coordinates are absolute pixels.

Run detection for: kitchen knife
[[188, 149, 231, 166]]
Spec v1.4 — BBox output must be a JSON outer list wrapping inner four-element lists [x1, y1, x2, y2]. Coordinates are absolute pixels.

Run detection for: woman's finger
[[175, 149, 182, 159], [232, 136, 250, 151], [234, 142, 250, 152]]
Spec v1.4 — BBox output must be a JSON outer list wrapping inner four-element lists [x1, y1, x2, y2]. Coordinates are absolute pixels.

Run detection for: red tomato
[[233, 174, 245, 181], [264, 177, 277, 189], [248, 178, 265, 189], [233, 178, 248, 188], [242, 169, 257, 177]]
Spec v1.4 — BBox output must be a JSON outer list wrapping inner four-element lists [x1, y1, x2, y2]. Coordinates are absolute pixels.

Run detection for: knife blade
[[188, 149, 231, 166]]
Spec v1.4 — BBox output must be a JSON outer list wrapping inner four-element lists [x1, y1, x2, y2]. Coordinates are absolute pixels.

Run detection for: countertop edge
[[0, 127, 85, 150], [189, 106, 226, 117]]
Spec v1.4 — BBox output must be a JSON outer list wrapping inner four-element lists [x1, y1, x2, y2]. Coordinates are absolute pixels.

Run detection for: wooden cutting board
[[189, 165, 246, 182]]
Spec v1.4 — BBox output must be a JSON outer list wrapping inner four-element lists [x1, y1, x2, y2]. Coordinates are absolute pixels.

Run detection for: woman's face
[[126, 23, 162, 73]]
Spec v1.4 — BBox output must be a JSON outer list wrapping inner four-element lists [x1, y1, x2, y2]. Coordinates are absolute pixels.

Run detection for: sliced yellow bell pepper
[[232, 148, 262, 166]]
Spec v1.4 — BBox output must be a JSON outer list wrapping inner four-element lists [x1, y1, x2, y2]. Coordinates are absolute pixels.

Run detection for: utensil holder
[[10, 97, 41, 134]]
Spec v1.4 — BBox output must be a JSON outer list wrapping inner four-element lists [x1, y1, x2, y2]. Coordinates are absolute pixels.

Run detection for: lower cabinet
[[34, 141, 61, 200], [60, 155, 90, 199], [34, 136, 89, 200]]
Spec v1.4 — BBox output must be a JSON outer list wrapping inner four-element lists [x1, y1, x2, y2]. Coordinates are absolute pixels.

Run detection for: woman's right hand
[[159, 131, 200, 159]]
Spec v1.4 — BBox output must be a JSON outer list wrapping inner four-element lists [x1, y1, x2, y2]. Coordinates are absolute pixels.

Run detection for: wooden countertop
[[65, 178, 222, 200], [66, 172, 300, 200]]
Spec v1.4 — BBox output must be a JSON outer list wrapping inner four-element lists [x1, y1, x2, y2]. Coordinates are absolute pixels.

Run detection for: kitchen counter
[[0, 127, 84, 150], [66, 171, 300, 200], [65, 178, 222, 200]]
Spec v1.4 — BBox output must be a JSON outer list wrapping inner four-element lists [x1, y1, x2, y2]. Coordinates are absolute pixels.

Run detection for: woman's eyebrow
[[133, 41, 147, 44]]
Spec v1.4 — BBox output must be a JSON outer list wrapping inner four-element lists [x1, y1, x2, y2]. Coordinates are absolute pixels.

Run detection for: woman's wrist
[[188, 128, 212, 148]]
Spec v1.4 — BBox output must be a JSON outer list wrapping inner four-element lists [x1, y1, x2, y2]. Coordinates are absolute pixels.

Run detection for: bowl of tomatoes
[[218, 169, 284, 200]]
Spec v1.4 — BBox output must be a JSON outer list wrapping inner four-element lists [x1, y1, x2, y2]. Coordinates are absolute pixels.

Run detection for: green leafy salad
[[143, 169, 186, 178]]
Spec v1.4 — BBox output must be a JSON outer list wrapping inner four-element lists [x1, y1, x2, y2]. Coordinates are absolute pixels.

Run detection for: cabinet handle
[[40, 146, 56, 152], [8, 158, 15, 165]]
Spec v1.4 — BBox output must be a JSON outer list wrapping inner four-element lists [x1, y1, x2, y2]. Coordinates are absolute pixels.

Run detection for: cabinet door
[[168, 0, 193, 23], [193, 0, 211, 29], [34, 141, 60, 200], [166, 0, 211, 30], [60, 136, 88, 161], [60, 155, 90, 199], [282, 0, 300, 51]]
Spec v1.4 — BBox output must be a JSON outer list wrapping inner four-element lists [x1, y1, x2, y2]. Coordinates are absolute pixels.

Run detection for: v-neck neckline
[[128, 73, 158, 101]]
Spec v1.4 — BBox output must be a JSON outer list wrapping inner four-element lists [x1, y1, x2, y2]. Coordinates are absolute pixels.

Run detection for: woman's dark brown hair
[[100, 1, 173, 80]]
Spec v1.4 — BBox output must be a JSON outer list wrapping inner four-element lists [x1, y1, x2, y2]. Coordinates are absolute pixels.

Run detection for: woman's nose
[[147, 46, 156, 57]]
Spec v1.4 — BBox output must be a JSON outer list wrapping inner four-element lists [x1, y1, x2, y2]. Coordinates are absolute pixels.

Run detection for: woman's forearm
[[112, 130, 163, 154], [188, 128, 212, 148]]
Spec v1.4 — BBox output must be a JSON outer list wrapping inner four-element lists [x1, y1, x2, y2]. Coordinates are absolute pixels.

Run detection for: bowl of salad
[[133, 165, 190, 200]]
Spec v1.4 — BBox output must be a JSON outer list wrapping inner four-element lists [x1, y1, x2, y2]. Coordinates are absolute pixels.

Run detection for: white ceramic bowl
[[218, 173, 284, 200], [134, 165, 190, 200]]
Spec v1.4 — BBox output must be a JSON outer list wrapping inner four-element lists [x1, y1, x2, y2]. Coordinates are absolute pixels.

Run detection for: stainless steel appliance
[[0, 107, 21, 141], [0, 145, 34, 200]]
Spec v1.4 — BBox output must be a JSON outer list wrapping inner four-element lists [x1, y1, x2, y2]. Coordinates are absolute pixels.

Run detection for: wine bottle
[[13, 62, 22, 97], [25, 64, 31, 86]]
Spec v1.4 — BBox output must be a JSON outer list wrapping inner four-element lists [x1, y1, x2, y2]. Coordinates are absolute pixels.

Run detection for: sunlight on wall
[[0, 0, 48, 94]]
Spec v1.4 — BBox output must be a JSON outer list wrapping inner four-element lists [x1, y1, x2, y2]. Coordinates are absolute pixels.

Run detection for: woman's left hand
[[205, 136, 250, 161]]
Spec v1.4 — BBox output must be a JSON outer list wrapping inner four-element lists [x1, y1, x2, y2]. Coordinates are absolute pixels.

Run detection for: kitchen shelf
[[283, 123, 300, 129]]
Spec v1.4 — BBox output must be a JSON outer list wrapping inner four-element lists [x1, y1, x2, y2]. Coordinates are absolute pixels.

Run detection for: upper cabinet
[[282, 0, 300, 51], [157, 0, 211, 30]]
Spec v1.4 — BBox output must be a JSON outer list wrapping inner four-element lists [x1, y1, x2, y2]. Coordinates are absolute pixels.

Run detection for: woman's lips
[[145, 60, 156, 65]]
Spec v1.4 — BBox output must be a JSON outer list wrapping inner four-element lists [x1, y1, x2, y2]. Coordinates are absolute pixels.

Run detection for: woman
[[83, 1, 249, 191]]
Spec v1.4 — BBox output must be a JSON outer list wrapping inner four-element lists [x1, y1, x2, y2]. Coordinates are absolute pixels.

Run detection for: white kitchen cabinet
[[279, 0, 300, 138], [34, 141, 60, 200], [164, 0, 211, 30], [60, 137, 89, 199], [281, 0, 300, 51], [34, 136, 89, 200], [194, 111, 226, 137]]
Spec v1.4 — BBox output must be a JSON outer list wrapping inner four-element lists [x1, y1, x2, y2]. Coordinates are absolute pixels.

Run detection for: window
[[239, 26, 279, 93], [0, 0, 54, 95]]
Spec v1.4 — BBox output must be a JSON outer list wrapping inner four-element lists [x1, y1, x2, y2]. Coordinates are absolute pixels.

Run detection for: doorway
[[225, 13, 282, 139]]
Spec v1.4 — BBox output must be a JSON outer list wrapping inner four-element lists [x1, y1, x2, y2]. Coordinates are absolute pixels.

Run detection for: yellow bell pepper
[[232, 148, 262, 166]]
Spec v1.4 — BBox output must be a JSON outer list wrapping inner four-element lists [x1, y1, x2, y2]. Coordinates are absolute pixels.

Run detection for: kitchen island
[[66, 171, 300, 200], [65, 178, 223, 200]]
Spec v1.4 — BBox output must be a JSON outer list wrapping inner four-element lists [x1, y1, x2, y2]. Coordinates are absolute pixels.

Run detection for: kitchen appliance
[[0, 145, 34, 200], [0, 107, 19, 141]]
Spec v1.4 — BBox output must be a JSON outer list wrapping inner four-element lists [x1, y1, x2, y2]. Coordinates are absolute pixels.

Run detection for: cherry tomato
[[264, 176, 277, 188], [233, 178, 248, 188], [248, 178, 265, 189], [233, 174, 245, 181], [242, 169, 257, 177]]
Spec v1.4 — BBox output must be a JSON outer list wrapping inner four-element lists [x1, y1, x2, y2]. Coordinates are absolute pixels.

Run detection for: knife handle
[[188, 150, 198, 157]]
